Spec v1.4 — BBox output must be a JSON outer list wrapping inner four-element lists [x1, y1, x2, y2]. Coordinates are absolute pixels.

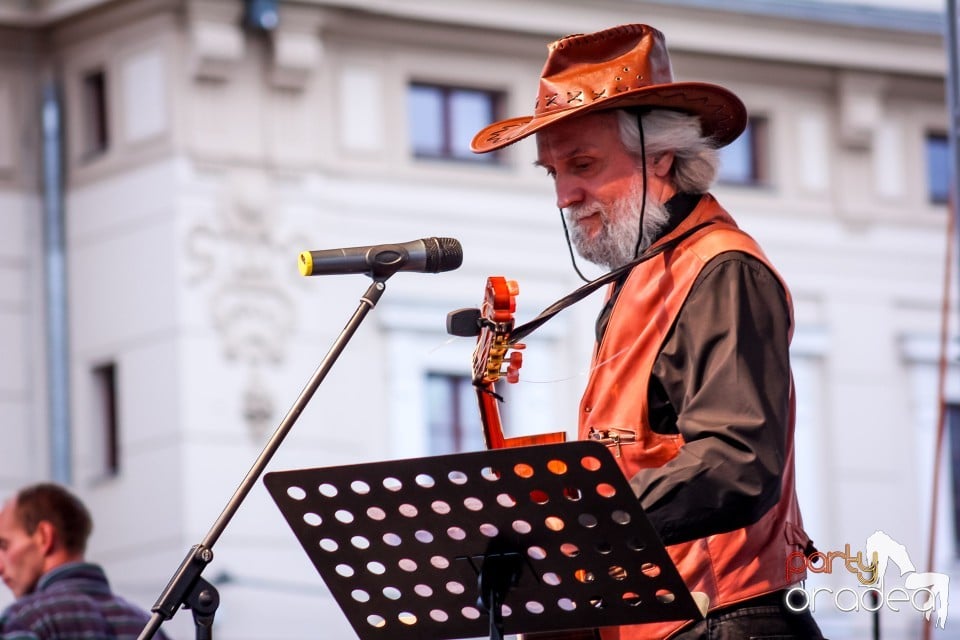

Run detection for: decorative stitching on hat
[[567, 90, 583, 105], [545, 94, 559, 107]]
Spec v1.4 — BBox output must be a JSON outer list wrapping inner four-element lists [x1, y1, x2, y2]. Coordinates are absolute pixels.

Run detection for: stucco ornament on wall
[[186, 171, 307, 440]]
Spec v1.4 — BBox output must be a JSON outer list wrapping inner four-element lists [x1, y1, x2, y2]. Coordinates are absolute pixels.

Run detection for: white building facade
[[0, 0, 956, 638]]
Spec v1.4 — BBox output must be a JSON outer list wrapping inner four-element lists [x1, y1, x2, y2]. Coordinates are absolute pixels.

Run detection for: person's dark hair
[[14, 483, 93, 555]]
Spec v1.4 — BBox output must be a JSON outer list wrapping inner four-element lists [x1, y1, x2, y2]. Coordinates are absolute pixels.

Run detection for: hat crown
[[535, 24, 674, 116]]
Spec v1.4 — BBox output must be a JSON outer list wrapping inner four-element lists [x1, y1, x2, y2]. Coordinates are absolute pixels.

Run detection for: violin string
[[503, 346, 630, 385]]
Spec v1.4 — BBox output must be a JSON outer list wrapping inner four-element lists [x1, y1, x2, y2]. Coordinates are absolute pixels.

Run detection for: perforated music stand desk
[[264, 441, 702, 640]]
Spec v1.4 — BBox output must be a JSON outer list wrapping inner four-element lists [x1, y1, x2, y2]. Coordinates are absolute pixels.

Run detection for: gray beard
[[564, 181, 672, 270]]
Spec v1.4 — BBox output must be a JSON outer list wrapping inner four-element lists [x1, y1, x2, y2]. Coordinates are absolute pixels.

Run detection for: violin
[[470, 276, 566, 450]]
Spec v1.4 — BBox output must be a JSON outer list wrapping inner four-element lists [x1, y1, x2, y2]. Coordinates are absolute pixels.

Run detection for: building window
[[718, 116, 769, 186], [425, 373, 492, 455], [81, 68, 109, 159], [408, 83, 502, 163], [92, 362, 120, 476], [926, 133, 950, 204]]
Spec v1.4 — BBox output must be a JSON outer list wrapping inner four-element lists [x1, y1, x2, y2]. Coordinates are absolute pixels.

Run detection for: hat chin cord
[[558, 111, 649, 283]]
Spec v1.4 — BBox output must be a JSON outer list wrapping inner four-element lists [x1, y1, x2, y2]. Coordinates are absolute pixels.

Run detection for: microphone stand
[[137, 277, 388, 640]]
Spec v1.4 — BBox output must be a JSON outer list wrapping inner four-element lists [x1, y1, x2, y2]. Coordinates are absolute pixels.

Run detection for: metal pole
[[41, 79, 71, 484]]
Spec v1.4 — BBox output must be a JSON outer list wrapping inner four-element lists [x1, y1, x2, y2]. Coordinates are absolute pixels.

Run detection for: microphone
[[298, 237, 463, 278]]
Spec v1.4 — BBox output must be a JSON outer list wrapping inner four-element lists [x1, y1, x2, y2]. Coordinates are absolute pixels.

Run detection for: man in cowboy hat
[[472, 24, 824, 639]]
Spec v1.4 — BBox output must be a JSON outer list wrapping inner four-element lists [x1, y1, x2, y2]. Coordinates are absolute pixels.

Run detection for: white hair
[[616, 109, 720, 193]]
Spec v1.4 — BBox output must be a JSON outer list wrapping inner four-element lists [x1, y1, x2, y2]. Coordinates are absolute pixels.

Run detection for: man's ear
[[650, 151, 675, 177], [32, 521, 57, 556]]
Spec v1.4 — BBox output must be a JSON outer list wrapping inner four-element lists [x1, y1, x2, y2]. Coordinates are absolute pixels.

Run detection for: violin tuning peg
[[508, 351, 523, 368], [513, 343, 526, 350], [506, 280, 519, 296], [506, 368, 520, 384]]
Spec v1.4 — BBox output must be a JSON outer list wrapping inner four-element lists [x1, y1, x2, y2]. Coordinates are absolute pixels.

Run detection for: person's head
[[472, 24, 743, 269], [0, 483, 92, 597]]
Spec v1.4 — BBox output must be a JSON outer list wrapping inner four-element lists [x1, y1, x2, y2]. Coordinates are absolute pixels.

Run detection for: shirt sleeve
[[629, 251, 792, 546]]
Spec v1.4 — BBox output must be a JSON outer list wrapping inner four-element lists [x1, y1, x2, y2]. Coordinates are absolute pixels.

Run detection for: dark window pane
[[408, 85, 444, 156], [450, 89, 494, 159], [81, 69, 109, 159], [93, 362, 120, 476], [927, 133, 950, 204], [408, 82, 501, 164], [425, 373, 487, 455], [718, 116, 767, 186]]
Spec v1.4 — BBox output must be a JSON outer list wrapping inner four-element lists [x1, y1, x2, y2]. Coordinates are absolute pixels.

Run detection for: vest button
[[584, 406, 592, 413]]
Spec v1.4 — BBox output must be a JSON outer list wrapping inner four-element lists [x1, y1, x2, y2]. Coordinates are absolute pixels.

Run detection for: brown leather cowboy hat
[[471, 24, 747, 153]]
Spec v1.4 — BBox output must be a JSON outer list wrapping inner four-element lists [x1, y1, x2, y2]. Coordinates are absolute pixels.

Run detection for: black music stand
[[263, 441, 704, 640]]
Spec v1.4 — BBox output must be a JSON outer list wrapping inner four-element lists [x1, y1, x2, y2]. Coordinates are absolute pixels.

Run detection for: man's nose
[[555, 176, 585, 210]]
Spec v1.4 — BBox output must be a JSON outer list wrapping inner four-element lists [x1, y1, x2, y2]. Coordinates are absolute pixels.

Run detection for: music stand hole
[[595, 541, 612, 555], [641, 562, 661, 578], [350, 480, 370, 495], [514, 463, 534, 478], [335, 564, 354, 578], [447, 526, 467, 541], [415, 473, 435, 488], [530, 489, 549, 505], [560, 543, 580, 558], [383, 532, 401, 547], [303, 512, 322, 526], [399, 503, 418, 518], [543, 572, 561, 586], [398, 612, 417, 626], [497, 493, 518, 508], [545, 516, 565, 531], [415, 529, 434, 544], [481, 466, 501, 481], [461, 606, 481, 620], [563, 487, 583, 501], [608, 565, 628, 581], [578, 513, 598, 528], [611, 509, 631, 525], [575, 569, 596, 584], [463, 497, 484, 511], [447, 581, 465, 595], [398, 558, 417, 572], [383, 477, 403, 492], [351, 589, 369, 603], [656, 589, 676, 604], [431, 500, 451, 515], [383, 586, 401, 600], [480, 523, 499, 537], [525, 600, 545, 614], [366, 506, 386, 521], [366, 614, 385, 628], [547, 459, 568, 475], [580, 455, 602, 471], [429, 609, 448, 623], [431, 555, 450, 569], [527, 546, 547, 561], [628, 537, 647, 552], [287, 486, 306, 501], [558, 597, 576, 611], [595, 483, 616, 498], [334, 509, 353, 524], [367, 561, 386, 575], [623, 592, 642, 606], [513, 520, 532, 535], [448, 470, 468, 485], [319, 483, 338, 498], [350, 535, 370, 550], [502, 604, 513, 617], [319, 538, 338, 552], [415, 584, 433, 597]]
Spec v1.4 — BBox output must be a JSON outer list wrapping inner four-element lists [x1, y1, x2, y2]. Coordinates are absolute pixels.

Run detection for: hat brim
[[471, 82, 747, 154]]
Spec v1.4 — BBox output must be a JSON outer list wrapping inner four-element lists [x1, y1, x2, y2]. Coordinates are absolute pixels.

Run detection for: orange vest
[[579, 195, 810, 640]]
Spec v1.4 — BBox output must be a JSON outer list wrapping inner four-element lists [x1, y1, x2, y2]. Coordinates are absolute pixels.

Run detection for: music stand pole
[[137, 278, 388, 640]]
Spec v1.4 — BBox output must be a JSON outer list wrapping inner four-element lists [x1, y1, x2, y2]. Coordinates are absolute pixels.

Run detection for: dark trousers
[[670, 590, 825, 640]]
